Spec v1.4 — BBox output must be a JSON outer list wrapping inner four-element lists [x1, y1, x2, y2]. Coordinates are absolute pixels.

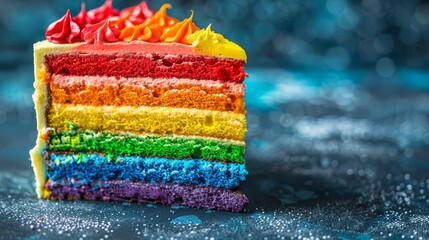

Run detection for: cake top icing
[[45, 1, 247, 62]]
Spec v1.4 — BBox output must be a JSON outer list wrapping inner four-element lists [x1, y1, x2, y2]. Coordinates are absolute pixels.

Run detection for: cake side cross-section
[[30, 1, 248, 212]]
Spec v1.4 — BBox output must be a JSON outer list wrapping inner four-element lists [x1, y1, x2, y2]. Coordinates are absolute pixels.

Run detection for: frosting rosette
[[87, 0, 119, 24], [119, 4, 178, 42], [160, 11, 200, 44], [46, 9, 81, 44], [119, 24, 161, 42], [141, 4, 178, 31], [109, 13, 131, 31], [43, 2, 247, 61], [111, 1, 154, 30], [81, 20, 121, 44], [119, 1, 154, 26], [187, 24, 247, 61], [73, 3, 91, 29]]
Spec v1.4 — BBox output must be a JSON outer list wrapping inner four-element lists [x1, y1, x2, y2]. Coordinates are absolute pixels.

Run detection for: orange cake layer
[[50, 75, 245, 113]]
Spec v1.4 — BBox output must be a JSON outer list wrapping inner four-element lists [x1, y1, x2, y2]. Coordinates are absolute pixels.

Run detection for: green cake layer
[[48, 130, 246, 163]]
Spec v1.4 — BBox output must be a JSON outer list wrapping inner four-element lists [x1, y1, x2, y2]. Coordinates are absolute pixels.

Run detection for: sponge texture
[[49, 130, 246, 163], [45, 53, 246, 83], [47, 180, 248, 212], [50, 75, 245, 113], [48, 104, 246, 141], [49, 153, 248, 189]]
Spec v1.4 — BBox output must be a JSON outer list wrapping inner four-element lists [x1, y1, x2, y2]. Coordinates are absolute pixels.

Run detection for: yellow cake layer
[[48, 104, 246, 141]]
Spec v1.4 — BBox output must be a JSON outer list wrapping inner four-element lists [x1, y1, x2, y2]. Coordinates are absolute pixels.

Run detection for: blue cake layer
[[48, 153, 248, 189]]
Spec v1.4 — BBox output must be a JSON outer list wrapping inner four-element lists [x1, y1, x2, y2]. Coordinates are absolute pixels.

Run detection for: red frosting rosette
[[87, 0, 119, 24], [110, 1, 154, 30], [73, 3, 91, 29], [81, 20, 121, 44], [120, 1, 154, 26], [46, 9, 81, 44]]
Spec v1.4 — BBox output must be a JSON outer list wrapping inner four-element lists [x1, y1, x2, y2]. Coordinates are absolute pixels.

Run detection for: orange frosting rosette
[[145, 3, 179, 30], [160, 11, 200, 44], [119, 24, 162, 42], [110, 11, 132, 30], [119, 4, 178, 42]]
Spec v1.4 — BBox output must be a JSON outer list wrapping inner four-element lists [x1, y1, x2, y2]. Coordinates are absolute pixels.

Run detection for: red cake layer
[[45, 54, 246, 83]]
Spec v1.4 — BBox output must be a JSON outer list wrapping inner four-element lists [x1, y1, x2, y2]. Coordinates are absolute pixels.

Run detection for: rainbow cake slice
[[30, 1, 248, 212]]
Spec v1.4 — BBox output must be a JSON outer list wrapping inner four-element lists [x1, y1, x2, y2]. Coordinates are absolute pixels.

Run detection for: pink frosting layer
[[70, 41, 200, 56], [50, 75, 244, 94]]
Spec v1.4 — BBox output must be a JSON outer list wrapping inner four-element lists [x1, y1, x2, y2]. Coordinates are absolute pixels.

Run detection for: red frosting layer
[[45, 54, 246, 83]]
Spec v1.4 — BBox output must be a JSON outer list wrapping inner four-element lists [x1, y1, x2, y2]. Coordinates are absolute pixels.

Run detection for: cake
[[30, 0, 248, 212]]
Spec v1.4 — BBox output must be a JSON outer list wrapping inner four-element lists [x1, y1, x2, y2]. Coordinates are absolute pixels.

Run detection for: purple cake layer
[[46, 180, 248, 212]]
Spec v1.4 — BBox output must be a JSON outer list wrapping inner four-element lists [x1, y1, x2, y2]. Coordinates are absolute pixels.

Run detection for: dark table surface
[[1, 66, 428, 239]]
